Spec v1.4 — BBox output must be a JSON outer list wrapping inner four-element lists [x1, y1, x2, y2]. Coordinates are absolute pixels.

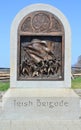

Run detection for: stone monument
[[0, 4, 81, 130]]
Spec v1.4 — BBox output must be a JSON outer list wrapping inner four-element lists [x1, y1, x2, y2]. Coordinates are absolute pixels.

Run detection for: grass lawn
[[0, 77, 81, 91], [0, 81, 10, 91], [71, 77, 81, 89]]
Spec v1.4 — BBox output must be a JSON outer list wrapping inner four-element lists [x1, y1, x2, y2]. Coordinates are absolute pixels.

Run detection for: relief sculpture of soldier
[[20, 38, 62, 79]]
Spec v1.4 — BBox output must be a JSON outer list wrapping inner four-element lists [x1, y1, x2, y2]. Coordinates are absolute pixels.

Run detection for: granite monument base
[[0, 119, 81, 130], [0, 88, 81, 130]]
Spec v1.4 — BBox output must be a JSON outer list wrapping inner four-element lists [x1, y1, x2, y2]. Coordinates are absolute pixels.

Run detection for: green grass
[[0, 81, 10, 91], [71, 77, 81, 89]]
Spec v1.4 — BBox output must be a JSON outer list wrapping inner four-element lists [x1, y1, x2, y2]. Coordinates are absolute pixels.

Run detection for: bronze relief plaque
[[17, 11, 64, 80]]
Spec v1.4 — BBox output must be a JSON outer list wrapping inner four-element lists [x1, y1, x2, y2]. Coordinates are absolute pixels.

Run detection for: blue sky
[[0, 0, 81, 67]]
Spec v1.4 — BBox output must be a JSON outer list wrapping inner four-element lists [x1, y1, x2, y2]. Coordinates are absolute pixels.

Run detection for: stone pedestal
[[0, 88, 81, 130], [0, 119, 81, 130]]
